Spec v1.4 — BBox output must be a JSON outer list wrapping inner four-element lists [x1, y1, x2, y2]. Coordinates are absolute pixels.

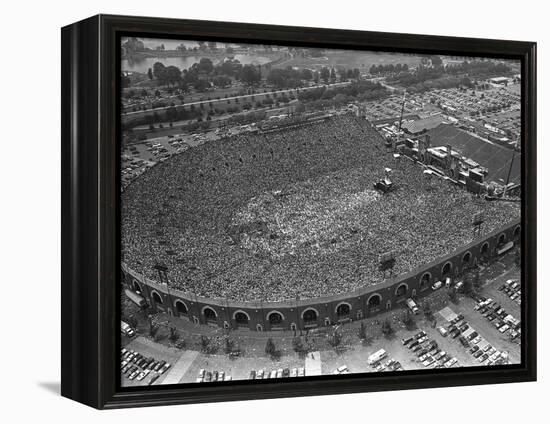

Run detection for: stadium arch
[[441, 261, 453, 277], [335, 302, 352, 319], [150, 290, 163, 305], [367, 293, 382, 308], [202, 306, 218, 322], [174, 299, 188, 315], [514, 225, 521, 240], [233, 310, 250, 327], [395, 283, 408, 297], [419, 272, 431, 291], [497, 233, 507, 247], [480, 241, 490, 259], [267, 310, 285, 327], [462, 251, 472, 269], [132, 279, 142, 294], [121, 219, 520, 331], [301, 308, 319, 324]]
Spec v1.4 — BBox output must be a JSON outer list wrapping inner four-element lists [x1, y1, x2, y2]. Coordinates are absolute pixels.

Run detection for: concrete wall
[[122, 219, 520, 331]]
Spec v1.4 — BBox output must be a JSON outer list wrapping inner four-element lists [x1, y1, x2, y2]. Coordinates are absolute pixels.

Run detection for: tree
[[239, 64, 261, 85], [431, 55, 443, 66], [265, 337, 280, 360], [313, 71, 320, 83], [330, 68, 337, 81], [294, 101, 305, 114], [327, 329, 342, 347], [424, 300, 434, 322], [224, 336, 240, 357], [197, 58, 214, 74], [381, 319, 394, 338], [152, 62, 166, 80], [148, 317, 159, 338], [169, 326, 179, 343], [147, 68, 153, 80], [163, 65, 182, 86], [358, 322, 367, 340], [292, 336, 308, 358], [448, 287, 459, 303], [320, 67, 330, 83], [401, 309, 416, 330], [300, 68, 313, 81]]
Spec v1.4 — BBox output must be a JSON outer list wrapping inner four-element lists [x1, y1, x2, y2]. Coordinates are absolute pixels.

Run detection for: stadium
[[121, 114, 520, 331]]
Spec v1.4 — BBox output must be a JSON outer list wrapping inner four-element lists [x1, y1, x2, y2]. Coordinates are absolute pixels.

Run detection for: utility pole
[[153, 263, 174, 316], [394, 90, 407, 152], [503, 152, 515, 197]]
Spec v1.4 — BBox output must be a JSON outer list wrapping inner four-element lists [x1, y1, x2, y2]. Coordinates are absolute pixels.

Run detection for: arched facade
[[122, 219, 519, 331], [441, 261, 453, 276], [395, 283, 408, 297], [335, 302, 352, 318], [301, 308, 319, 324], [174, 299, 188, 315], [419, 272, 431, 292], [151, 290, 163, 305], [202, 306, 217, 323], [132, 280, 142, 294], [233, 310, 250, 327]]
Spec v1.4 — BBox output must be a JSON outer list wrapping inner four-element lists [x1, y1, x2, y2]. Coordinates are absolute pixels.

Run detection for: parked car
[[432, 281, 443, 291]]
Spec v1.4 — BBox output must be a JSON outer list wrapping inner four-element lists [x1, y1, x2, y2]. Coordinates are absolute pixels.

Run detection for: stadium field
[[122, 115, 519, 302]]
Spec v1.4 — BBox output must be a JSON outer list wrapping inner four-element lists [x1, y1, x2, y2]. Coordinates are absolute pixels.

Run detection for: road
[[122, 81, 351, 117]]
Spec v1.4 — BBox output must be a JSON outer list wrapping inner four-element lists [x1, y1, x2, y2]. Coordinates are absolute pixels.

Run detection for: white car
[[337, 365, 349, 374], [499, 325, 510, 333], [444, 358, 458, 368], [432, 281, 443, 290]]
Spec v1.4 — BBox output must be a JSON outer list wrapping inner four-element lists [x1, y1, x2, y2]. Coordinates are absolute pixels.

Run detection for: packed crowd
[[122, 115, 520, 302]]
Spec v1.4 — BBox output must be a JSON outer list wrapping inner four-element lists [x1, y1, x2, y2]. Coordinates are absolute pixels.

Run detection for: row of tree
[[369, 63, 409, 75], [149, 58, 263, 89]]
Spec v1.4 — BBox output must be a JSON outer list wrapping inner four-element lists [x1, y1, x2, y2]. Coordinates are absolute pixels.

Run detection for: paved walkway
[[305, 351, 322, 376], [160, 350, 199, 385]]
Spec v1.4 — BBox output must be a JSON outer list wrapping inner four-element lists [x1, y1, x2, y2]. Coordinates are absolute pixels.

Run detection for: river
[[122, 54, 271, 74]]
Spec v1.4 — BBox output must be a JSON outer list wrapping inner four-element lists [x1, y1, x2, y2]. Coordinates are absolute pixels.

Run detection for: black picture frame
[[61, 14, 537, 409]]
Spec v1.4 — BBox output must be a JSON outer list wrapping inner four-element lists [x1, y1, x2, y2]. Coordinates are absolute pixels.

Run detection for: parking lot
[[121, 251, 521, 386]]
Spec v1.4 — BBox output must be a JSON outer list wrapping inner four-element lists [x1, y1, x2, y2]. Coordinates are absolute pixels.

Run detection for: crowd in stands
[[122, 115, 520, 302]]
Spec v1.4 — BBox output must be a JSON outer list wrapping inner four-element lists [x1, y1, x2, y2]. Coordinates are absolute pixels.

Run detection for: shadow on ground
[[37, 381, 60, 395]]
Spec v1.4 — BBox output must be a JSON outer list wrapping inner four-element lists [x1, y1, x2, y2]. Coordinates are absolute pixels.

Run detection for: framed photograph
[[61, 14, 536, 409]]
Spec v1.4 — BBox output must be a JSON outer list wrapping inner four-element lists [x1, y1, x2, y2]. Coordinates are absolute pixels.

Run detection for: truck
[[432, 280, 443, 291], [368, 349, 387, 366], [406, 298, 419, 314]]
